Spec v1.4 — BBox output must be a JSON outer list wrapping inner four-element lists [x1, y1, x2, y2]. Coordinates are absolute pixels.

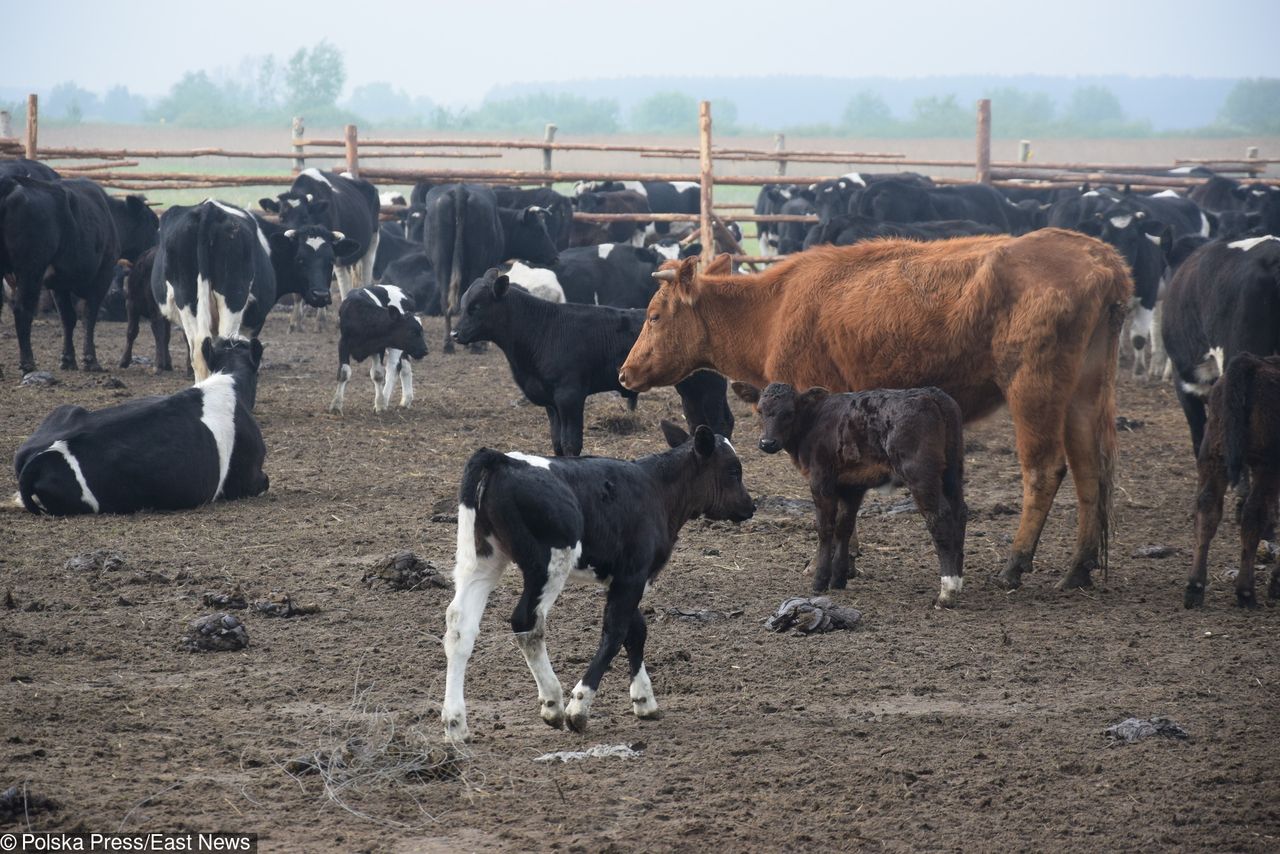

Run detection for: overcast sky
[[8, 0, 1279, 104]]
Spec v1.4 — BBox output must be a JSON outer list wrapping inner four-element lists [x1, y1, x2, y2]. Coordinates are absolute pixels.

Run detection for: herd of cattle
[[2, 154, 1279, 741]]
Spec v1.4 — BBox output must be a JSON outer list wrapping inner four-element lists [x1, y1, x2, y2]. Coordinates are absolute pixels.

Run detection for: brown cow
[[1185, 353, 1280, 609], [734, 382, 968, 607], [619, 231, 1132, 591]]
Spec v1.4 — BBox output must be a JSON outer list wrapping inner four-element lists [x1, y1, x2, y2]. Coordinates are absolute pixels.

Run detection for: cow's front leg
[[442, 525, 507, 744], [810, 483, 839, 591], [330, 342, 352, 414], [51, 288, 79, 370], [624, 609, 661, 720], [511, 542, 579, 729], [370, 353, 388, 412], [381, 349, 405, 408], [830, 487, 866, 589], [1185, 453, 1226, 609], [567, 579, 644, 733]]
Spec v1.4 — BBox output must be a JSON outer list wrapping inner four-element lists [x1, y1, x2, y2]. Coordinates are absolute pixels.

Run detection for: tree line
[[8, 41, 1279, 137]]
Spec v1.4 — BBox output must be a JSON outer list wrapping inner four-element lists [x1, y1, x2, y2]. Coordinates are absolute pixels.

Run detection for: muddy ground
[[1, 311, 1278, 853]]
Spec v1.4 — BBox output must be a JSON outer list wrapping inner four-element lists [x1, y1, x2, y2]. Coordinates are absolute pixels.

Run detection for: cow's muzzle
[[759, 438, 782, 454]]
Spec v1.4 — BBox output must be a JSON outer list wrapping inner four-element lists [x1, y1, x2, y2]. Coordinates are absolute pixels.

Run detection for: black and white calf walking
[[14, 337, 267, 515], [330, 285, 429, 414], [441, 421, 755, 742]]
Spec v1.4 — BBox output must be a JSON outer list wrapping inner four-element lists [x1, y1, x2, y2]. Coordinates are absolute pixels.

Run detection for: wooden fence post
[[291, 116, 305, 175], [543, 123, 557, 186], [0, 111, 12, 140], [25, 94, 38, 159], [1247, 146, 1259, 160], [344, 124, 359, 177], [975, 98, 991, 184], [699, 101, 714, 270], [1018, 139, 1031, 163], [774, 133, 787, 176]]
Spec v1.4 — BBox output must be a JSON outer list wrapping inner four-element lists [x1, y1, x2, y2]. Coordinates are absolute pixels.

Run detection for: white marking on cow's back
[[1169, 166, 1196, 175], [670, 181, 699, 192], [1229, 235, 1280, 251], [304, 236, 326, 251], [1153, 189, 1181, 198], [1082, 190, 1101, 198], [842, 172, 867, 187], [197, 373, 239, 500], [621, 181, 646, 196], [597, 243, 614, 260], [652, 242, 680, 261], [204, 199, 251, 220], [380, 285, 410, 313], [300, 168, 334, 190], [48, 440, 99, 513], [358, 287, 385, 308], [506, 451, 551, 469]]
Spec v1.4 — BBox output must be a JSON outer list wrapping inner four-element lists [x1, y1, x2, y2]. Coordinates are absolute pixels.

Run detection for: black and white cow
[[1162, 235, 1280, 456], [0, 176, 119, 373], [495, 260, 565, 303], [494, 186, 575, 250], [803, 215, 1001, 250], [14, 336, 267, 515], [552, 244, 665, 308], [379, 251, 439, 316], [330, 284, 429, 414], [260, 168, 380, 299], [574, 179, 699, 240], [440, 420, 754, 741], [422, 183, 559, 350], [151, 199, 354, 381], [571, 189, 651, 247], [753, 184, 796, 256], [117, 247, 179, 371]]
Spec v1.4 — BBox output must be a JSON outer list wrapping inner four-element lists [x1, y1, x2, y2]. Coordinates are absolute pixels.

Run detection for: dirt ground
[[1, 310, 1278, 853]]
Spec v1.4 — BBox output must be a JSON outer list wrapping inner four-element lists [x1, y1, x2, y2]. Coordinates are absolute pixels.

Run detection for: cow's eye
[[648, 314, 660, 324]]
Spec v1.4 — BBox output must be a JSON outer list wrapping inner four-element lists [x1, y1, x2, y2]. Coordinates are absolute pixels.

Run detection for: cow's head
[[507, 206, 559, 266], [1080, 205, 1169, 351], [618, 256, 718, 392], [202, 335, 265, 410], [731, 381, 828, 455], [1243, 184, 1280, 234], [261, 192, 329, 228], [268, 226, 359, 307], [404, 204, 428, 242], [659, 420, 755, 523], [377, 287, 430, 361], [451, 269, 514, 346], [109, 194, 160, 262]]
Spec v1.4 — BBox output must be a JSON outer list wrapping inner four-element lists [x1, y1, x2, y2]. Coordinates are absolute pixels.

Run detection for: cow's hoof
[[1057, 567, 1094, 591], [19, 362, 36, 375], [82, 360, 104, 373], [60, 357, 77, 371], [934, 594, 958, 610], [1268, 573, 1280, 601], [541, 699, 565, 729], [442, 342, 455, 355], [1184, 582, 1205, 609], [993, 569, 1023, 591], [566, 711, 589, 733], [118, 357, 131, 369], [329, 405, 343, 415], [442, 715, 471, 744], [1236, 588, 1259, 609], [633, 700, 662, 721], [810, 579, 831, 594]]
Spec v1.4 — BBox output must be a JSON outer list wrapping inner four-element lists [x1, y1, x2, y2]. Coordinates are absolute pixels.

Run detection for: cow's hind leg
[[1185, 446, 1226, 608], [330, 340, 352, 414], [442, 517, 508, 743], [370, 353, 388, 412], [829, 487, 866, 589], [625, 610, 661, 720], [1235, 469, 1278, 608], [51, 288, 79, 370], [511, 541, 580, 730], [567, 579, 645, 733]]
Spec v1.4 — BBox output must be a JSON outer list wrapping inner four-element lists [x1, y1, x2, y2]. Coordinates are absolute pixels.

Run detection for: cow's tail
[[448, 185, 467, 315], [1222, 353, 1260, 489], [1093, 276, 1129, 583], [193, 204, 246, 377], [458, 448, 509, 511]]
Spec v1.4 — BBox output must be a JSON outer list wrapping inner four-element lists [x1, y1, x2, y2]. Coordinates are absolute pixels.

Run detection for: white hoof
[[442, 712, 471, 744], [565, 682, 595, 733], [541, 697, 566, 729]]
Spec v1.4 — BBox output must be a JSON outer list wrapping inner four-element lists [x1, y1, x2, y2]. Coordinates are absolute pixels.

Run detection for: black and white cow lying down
[[14, 337, 267, 515], [330, 285, 429, 414], [451, 270, 734, 456], [441, 421, 755, 742]]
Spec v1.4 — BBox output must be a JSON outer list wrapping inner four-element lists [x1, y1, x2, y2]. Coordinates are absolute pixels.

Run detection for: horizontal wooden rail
[[302, 136, 906, 159], [571, 212, 818, 223]]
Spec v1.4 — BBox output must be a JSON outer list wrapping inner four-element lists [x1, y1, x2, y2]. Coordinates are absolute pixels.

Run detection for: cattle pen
[[3, 93, 1277, 266]]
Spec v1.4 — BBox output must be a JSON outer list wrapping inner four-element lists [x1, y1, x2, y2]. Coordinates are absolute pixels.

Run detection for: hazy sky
[[7, 0, 1279, 104]]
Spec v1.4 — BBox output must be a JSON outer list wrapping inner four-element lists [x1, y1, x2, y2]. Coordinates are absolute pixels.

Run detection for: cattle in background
[[1184, 353, 1280, 609], [423, 183, 559, 350], [440, 420, 753, 742], [1189, 175, 1280, 235], [804, 215, 1000, 250], [551, 244, 667, 308], [753, 184, 796, 255], [1160, 236, 1280, 456], [856, 181, 1012, 232], [0, 158, 60, 181], [15, 336, 267, 515], [0, 176, 119, 374], [572, 189, 650, 247], [453, 270, 734, 456], [330, 285, 429, 415], [621, 234, 1131, 593], [379, 251, 439, 316], [106, 194, 160, 263], [494, 186, 574, 250], [496, 260, 565, 303], [259, 168, 380, 299], [734, 382, 967, 606], [372, 223, 418, 281], [116, 248, 180, 372], [774, 193, 818, 255], [574, 180, 699, 240]]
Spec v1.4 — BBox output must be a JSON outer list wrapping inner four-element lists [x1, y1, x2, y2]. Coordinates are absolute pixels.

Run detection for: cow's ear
[[259, 198, 280, 213], [1233, 185, 1250, 200], [522, 207, 539, 225], [680, 242, 702, 259], [703, 253, 733, 276], [250, 337, 264, 368], [492, 274, 510, 298], [731, 381, 761, 405], [268, 232, 294, 258], [693, 425, 717, 458], [126, 195, 147, 214], [201, 337, 217, 370], [333, 237, 361, 257], [799, 387, 830, 408], [659, 419, 690, 449]]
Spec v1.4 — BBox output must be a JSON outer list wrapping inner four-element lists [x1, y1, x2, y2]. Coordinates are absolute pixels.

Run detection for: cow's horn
[[331, 231, 345, 240], [652, 269, 678, 282], [284, 229, 297, 238]]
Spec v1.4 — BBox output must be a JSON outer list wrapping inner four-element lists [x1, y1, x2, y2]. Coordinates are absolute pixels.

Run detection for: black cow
[[804, 215, 1000, 250], [117, 247, 180, 371], [1185, 353, 1280, 609], [1161, 236, 1280, 456], [372, 223, 418, 280], [15, 336, 267, 515], [380, 251, 439, 316], [572, 189, 650, 247], [1190, 176, 1280, 236], [452, 270, 734, 456], [106, 195, 159, 263], [857, 180, 1011, 231], [330, 284, 429, 414], [260, 168, 380, 299], [440, 420, 754, 741], [422, 183, 559, 350], [553, 243, 666, 308], [494, 186, 574, 250], [774, 195, 818, 255], [754, 184, 799, 255], [0, 158, 60, 181], [0, 176, 119, 373]]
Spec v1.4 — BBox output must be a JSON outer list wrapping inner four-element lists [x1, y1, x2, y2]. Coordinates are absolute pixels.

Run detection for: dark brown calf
[[734, 382, 968, 607], [1185, 353, 1280, 609]]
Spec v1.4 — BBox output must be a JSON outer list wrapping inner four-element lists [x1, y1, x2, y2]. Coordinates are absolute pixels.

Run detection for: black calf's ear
[[492, 275, 510, 298], [268, 232, 294, 258], [659, 419, 690, 448], [259, 198, 279, 213], [201, 337, 217, 369], [693, 425, 716, 457], [731, 381, 761, 405], [333, 237, 361, 257], [799, 387, 830, 407]]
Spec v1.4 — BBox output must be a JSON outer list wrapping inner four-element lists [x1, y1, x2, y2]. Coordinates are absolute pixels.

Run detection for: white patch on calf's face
[[286, 198, 301, 209], [1229, 235, 1280, 251], [597, 244, 614, 260], [196, 373, 239, 500], [1108, 214, 1133, 229], [1129, 305, 1154, 345], [506, 451, 551, 469], [48, 440, 99, 513], [304, 236, 326, 251], [653, 243, 680, 261]]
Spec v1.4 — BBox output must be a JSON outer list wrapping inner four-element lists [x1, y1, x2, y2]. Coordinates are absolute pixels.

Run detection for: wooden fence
[[1, 93, 1276, 264]]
